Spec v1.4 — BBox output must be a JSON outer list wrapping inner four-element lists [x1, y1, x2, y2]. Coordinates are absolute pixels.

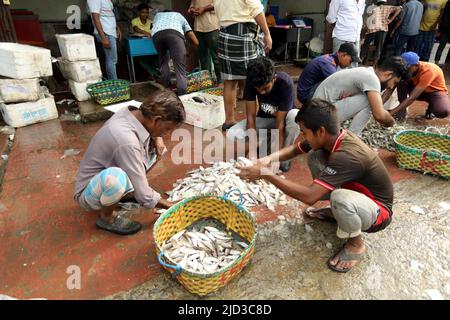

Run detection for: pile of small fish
[[167, 158, 287, 211], [344, 120, 425, 151], [186, 94, 221, 105], [359, 121, 406, 151], [162, 226, 248, 274]]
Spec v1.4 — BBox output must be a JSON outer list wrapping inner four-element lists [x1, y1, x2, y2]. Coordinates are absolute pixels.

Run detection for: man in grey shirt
[[313, 57, 410, 134], [87, 0, 122, 79], [74, 90, 185, 235], [392, 0, 424, 55]]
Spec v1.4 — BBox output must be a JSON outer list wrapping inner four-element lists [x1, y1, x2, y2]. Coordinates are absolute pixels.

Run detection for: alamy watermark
[[66, 265, 81, 290]]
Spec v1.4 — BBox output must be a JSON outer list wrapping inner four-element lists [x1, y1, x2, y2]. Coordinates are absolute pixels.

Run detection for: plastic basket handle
[[425, 127, 442, 135], [223, 189, 244, 209], [422, 148, 444, 157], [158, 252, 182, 278], [420, 149, 446, 175]]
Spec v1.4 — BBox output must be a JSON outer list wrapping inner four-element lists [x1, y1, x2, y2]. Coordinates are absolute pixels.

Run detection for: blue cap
[[401, 52, 420, 67]]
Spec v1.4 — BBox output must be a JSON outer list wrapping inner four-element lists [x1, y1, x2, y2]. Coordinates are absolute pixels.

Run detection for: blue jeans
[[394, 34, 418, 56], [96, 34, 118, 80]]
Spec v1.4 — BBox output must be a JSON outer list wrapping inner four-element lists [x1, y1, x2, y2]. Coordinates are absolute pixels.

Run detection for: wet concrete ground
[[0, 64, 449, 300]]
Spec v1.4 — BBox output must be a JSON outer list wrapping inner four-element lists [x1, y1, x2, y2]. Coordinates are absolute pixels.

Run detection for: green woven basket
[[394, 128, 450, 179], [86, 79, 130, 105]]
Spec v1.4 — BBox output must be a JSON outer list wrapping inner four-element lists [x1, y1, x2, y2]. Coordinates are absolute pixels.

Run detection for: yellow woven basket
[[200, 87, 224, 96], [394, 127, 450, 179], [153, 189, 257, 296]]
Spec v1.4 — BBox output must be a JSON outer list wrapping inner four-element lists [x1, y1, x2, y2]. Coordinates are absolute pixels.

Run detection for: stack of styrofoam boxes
[[56, 33, 102, 102], [0, 43, 58, 128]]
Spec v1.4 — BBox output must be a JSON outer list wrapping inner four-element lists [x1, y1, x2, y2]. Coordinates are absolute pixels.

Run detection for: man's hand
[[188, 6, 195, 15], [101, 35, 111, 49], [389, 106, 401, 116], [236, 163, 273, 182], [156, 198, 177, 210], [195, 6, 206, 15], [154, 137, 167, 160], [117, 27, 122, 42], [263, 33, 273, 53], [256, 156, 271, 168]]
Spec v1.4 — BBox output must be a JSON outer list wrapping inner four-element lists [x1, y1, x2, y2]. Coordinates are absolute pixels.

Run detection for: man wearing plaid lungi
[[213, 0, 273, 131]]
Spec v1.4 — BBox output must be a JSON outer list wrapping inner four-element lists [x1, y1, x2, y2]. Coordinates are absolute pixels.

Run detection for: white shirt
[[87, 0, 117, 38], [326, 0, 366, 42]]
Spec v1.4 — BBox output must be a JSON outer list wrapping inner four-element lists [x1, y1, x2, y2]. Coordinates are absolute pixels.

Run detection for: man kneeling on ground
[[390, 51, 450, 120], [238, 99, 394, 273], [74, 90, 184, 235], [226, 56, 300, 172]]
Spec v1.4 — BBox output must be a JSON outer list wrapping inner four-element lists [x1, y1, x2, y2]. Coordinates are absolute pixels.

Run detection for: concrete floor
[[0, 65, 449, 300]]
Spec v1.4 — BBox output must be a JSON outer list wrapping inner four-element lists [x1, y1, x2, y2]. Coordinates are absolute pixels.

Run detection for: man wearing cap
[[391, 51, 450, 119], [313, 56, 410, 135], [297, 43, 360, 105]]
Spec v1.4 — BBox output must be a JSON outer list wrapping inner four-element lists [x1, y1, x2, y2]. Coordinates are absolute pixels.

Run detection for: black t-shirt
[[298, 130, 394, 216], [243, 71, 295, 118]]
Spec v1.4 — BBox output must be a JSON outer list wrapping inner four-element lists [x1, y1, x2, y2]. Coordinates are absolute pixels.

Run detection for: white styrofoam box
[[69, 78, 102, 101], [0, 78, 41, 103], [56, 33, 97, 62], [58, 58, 102, 82], [0, 43, 53, 79], [0, 91, 58, 128], [179, 92, 225, 130]]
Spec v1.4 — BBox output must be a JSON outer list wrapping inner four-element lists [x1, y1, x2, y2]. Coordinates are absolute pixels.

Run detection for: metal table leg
[[130, 55, 136, 83], [127, 54, 132, 82]]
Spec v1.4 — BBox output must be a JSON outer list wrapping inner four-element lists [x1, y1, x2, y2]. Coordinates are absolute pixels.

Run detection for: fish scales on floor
[[162, 226, 248, 274], [166, 157, 287, 211]]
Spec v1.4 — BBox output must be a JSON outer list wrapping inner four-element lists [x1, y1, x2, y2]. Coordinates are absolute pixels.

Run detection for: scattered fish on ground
[[166, 157, 287, 211]]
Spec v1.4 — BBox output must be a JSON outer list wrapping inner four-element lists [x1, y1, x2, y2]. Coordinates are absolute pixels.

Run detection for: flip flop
[[304, 206, 336, 223], [96, 215, 142, 235], [222, 122, 236, 131], [327, 245, 365, 273]]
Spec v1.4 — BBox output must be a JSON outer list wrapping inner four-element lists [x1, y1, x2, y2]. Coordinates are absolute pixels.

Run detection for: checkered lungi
[[218, 22, 264, 80]]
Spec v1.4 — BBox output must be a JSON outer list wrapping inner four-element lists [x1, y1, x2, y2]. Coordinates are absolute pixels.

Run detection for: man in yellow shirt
[[130, 3, 158, 78], [416, 0, 447, 61], [131, 3, 152, 36]]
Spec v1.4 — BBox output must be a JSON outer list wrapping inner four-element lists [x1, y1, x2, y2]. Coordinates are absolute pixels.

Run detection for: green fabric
[[195, 30, 221, 83]]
